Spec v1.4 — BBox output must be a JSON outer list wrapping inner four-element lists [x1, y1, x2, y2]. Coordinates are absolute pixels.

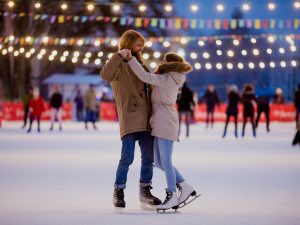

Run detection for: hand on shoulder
[[118, 49, 132, 60]]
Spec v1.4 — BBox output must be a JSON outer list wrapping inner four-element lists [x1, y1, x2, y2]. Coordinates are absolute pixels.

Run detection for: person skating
[[100, 30, 161, 212], [200, 84, 220, 129], [21, 86, 33, 129], [223, 85, 240, 138], [294, 84, 300, 128], [49, 85, 63, 131], [292, 117, 300, 146], [177, 81, 195, 138], [83, 84, 98, 130], [241, 84, 257, 137], [27, 87, 44, 133], [124, 50, 198, 212]]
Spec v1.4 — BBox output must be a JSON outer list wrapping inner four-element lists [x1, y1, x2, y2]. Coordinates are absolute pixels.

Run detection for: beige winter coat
[[128, 57, 192, 141], [100, 53, 152, 139], [84, 89, 97, 110]]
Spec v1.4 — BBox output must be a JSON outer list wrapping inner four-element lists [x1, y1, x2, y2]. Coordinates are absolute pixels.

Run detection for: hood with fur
[[156, 61, 193, 74]]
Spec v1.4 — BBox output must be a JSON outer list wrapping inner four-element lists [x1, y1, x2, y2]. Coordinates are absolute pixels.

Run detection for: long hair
[[119, 29, 145, 63]]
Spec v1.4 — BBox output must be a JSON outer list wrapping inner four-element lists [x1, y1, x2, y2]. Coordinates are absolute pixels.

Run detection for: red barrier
[[1, 102, 72, 121], [0, 102, 296, 122]]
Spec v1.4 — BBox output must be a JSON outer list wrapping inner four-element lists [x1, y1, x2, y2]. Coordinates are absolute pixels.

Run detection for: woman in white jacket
[[119, 49, 197, 211]]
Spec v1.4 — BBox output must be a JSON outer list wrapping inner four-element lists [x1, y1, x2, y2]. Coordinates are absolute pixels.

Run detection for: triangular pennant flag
[[215, 19, 221, 29], [159, 19, 165, 28], [183, 19, 189, 29], [120, 17, 127, 26], [111, 17, 118, 23], [238, 19, 245, 28], [246, 19, 252, 28], [278, 20, 284, 29], [127, 17, 134, 25], [190, 19, 197, 29], [104, 17, 110, 22], [58, 15, 65, 23], [175, 18, 182, 29], [135, 18, 142, 27], [263, 20, 268, 29], [270, 19, 276, 28], [82, 16, 88, 23], [254, 19, 261, 29], [199, 19, 205, 29], [41, 14, 48, 20], [167, 19, 173, 29], [19, 13, 26, 17], [286, 20, 291, 29], [50, 15, 57, 24], [34, 15, 40, 20], [74, 16, 79, 22], [150, 18, 158, 27], [230, 19, 237, 29], [143, 18, 150, 28], [207, 20, 212, 29], [294, 19, 300, 29], [222, 19, 229, 29]]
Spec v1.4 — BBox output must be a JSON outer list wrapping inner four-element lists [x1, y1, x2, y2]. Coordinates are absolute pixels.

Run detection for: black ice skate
[[176, 181, 201, 209], [139, 185, 161, 210], [113, 188, 125, 213]]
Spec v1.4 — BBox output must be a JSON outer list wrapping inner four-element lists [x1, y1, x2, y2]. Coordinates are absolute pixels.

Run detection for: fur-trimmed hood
[[156, 61, 193, 74]]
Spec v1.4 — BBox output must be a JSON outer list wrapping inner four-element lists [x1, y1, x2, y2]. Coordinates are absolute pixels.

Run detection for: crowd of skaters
[[0, 80, 299, 146]]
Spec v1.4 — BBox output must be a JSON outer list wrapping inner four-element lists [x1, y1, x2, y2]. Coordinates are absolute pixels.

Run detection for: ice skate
[[139, 185, 161, 210], [177, 181, 200, 209], [156, 190, 179, 213], [113, 188, 125, 213]]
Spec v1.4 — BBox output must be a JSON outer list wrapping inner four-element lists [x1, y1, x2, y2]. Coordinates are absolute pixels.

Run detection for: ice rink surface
[[0, 121, 299, 225]]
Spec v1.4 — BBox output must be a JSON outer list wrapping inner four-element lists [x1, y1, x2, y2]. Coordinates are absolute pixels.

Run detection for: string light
[[19, 47, 25, 54], [83, 58, 89, 64], [295, 1, 300, 9], [250, 38, 256, 44], [34, 2, 41, 9], [248, 62, 255, 69], [163, 41, 170, 48], [268, 36, 275, 43], [205, 63, 212, 70], [259, 62, 265, 69], [153, 51, 161, 58], [60, 56, 66, 62], [253, 48, 259, 56], [142, 53, 150, 60], [7, 1, 15, 8], [72, 57, 78, 63], [85, 52, 92, 58], [216, 50, 222, 56], [98, 51, 104, 57], [61, 3, 68, 10], [150, 62, 157, 69], [164, 4, 173, 12], [242, 3, 250, 11], [94, 40, 100, 47], [194, 63, 201, 70], [13, 50, 19, 57], [42, 36, 49, 43], [25, 52, 31, 58], [198, 40, 205, 46], [112, 4, 120, 12], [290, 45, 297, 52], [73, 51, 80, 57], [280, 61, 286, 68], [107, 53, 113, 59], [63, 51, 69, 56], [279, 48, 285, 54], [110, 39, 118, 47], [233, 39, 240, 46], [95, 59, 101, 65], [190, 4, 199, 12], [139, 4, 147, 12], [227, 63, 233, 70], [270, 61, 275, 68], [268, 3, 276, 10], [2, 49, 8, 55], [216, 63, 222, 70], [145, 41, 153, 48], [291, 60, 297, 67], [190, 52, 197, 59], [9, 35, 15, 42], [87, 3, 95, 11], [238, 62, 244, 69], [227, 50, 234, 57], [266, 48, 272, 54], [203, 52, 210, 59], [8, 46, 14, 52], [216, 40, 222, 46], [216, 4, 224, 12]]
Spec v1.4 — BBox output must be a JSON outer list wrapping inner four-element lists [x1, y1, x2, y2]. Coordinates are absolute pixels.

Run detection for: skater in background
[[273, 87, 284, 104], [27, 87, 44, 133], [294, 84, 300, 128], [241, 83, 257, 137], [74, 89, 84, 121], [100, 30, 161, 211], [222, 84, 240, 138], [292, 117, 300, 146], [49, 85, 63, 131], [177, 81, 195, 138], [200, 84, 220, 129], [126, 50, 197, 212], [83, 84, 98, 130], [21, 86, 33, 129]]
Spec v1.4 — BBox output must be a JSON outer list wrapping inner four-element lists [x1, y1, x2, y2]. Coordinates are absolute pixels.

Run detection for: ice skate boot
[[177, 181, 200, 209], [113, 188, 125, 213], [156, 190, 179, 213], [139, 185, 161, 210]]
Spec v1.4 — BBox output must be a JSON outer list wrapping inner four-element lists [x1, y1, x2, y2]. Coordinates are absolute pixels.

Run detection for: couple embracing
[[100, 29, 197, 212]]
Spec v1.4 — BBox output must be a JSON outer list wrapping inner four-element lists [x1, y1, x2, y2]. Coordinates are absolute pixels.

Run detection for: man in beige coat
[[100, 30, 161, 211], [84, 84, 97, 130]]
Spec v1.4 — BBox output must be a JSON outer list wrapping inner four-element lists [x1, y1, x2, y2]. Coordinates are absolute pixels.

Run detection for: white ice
[[0, 121, 299, 225]]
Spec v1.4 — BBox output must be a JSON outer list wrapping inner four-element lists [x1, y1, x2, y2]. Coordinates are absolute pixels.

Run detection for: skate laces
[[162, 191, 173, 205], [143, 185, 156, 199], [114, 188, 124, 199], [176, 183, 182, 196]]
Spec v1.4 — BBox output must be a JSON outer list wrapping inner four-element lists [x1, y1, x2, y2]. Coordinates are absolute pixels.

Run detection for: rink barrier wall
[[0, 102, 296, 122]]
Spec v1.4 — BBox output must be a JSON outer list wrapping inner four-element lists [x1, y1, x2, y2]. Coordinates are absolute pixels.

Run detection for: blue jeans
[[154, 137, 184, 192], [114, 131, 154, 189], [85, 109, 96, 123]]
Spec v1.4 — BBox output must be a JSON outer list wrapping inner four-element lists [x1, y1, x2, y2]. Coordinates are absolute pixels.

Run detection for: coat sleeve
[[100, 53, 123, 81], [128, 57, 168, 86]]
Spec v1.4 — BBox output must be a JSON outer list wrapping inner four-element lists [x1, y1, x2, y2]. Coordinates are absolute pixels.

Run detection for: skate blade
[[157, 207, 180, 214], [114, 207, 124, 214], [178, 194, 201, 209], [140, 202, 157, 211]]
